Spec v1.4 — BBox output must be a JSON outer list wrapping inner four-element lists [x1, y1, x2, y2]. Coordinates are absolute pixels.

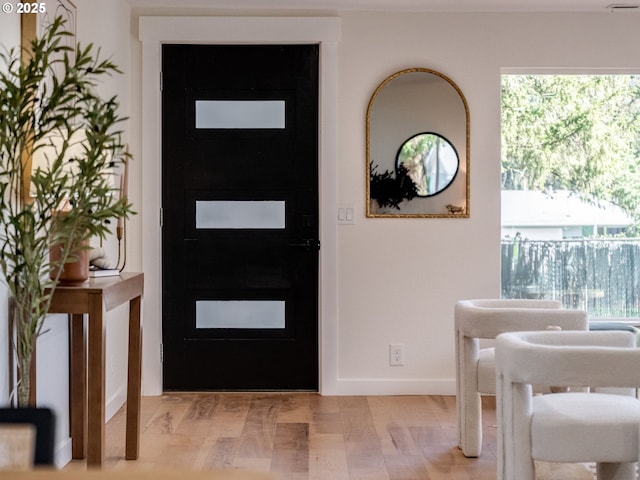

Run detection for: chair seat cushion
[[531, 392, 640, 463], [478, 349, 551, 394], [589, 321, 640, 345]]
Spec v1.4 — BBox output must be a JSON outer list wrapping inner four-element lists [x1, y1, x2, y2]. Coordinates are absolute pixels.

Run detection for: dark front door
[[162, 44, 319, 390]]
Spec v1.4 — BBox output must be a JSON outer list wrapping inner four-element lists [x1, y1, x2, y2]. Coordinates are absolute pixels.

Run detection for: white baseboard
[[327, 378, 456, 396], [53, 387, 125, 469], [106, 384, 126, 422], [140, 379, 457, 397], [55, 437, 72, 469], [121, 378, 457, 399]]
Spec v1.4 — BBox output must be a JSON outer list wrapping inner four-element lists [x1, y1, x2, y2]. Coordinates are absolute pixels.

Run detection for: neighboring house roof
[[501, 190, 633, 228]]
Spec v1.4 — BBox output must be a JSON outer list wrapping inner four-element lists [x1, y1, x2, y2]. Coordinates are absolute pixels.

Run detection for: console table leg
[[125, 295, 142, 460], [70, 313, 86, 459], [87, 294, 105, 468]]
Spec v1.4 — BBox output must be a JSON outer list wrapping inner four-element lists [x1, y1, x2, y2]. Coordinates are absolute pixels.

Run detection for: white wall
[[76, 0, 133, 422], [128, 9, 640, 396], [0, 12, 20, 407], [335, 11, 640, 390], [338, 13, 498, 389]]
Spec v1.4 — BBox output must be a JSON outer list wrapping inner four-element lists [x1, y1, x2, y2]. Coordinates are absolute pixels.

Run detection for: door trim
[[139, 16, 341, 395]]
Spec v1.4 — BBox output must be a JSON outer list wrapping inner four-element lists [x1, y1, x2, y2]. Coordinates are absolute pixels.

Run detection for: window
[[501, 74, 640, 317]]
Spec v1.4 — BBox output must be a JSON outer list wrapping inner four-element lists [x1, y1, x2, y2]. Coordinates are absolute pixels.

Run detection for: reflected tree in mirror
[[396, 132, 459, 197]]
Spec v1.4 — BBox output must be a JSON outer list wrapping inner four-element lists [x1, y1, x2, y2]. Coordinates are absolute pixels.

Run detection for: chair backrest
[[0, 407, 55, 468], [461, 299, 563, 310], [455, 299, 588, 339], [0, 423, 35, 469], [496, 330, 640, 388], [495, 330, 640, 480]]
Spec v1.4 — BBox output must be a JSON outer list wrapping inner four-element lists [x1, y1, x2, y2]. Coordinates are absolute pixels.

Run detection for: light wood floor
[[64, 393, 592, 479]]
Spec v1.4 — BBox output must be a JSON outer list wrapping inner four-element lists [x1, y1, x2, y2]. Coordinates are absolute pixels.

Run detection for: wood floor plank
[[270, 423, 309, 476], [236, 394, 281, 458], [143, 394, 193, 435], [64, 393, 591, 479], [339, 397, 387, 476], [385, 421, 418, 456], [276, 395, 313, 424], [173, 394, 219, 438], [209, 394, 252, 439], [154, 434, 205, 470], [410, 425, 461, 465], [309, 395, 343, 435], [384, 454, 431, 480], [425, 463, 475, 480], [367, 397, 424, 457], [202, 436, 239, 470], [308, 433, 349, 480]]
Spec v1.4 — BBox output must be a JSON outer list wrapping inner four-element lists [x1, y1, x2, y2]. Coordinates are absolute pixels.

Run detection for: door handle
[[289, 239, 321, 251]]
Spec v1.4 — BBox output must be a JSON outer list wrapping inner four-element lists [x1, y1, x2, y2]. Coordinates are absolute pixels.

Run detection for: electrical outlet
[[389, 343, 405, 366]]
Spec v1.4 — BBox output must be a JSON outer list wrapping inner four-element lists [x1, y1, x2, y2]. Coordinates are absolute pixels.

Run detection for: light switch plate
[[338, 204, 355, 225]]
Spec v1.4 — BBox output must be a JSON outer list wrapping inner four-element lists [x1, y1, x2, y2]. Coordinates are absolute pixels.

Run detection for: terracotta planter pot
[[49, 239, 90, 284]]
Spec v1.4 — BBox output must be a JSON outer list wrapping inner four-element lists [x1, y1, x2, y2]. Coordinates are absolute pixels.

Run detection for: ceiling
[[128, 0, 640, 13]]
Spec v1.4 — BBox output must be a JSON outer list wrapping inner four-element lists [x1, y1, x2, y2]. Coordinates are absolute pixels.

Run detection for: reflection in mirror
[[366, 68, 469, 217], [396, 132, 459, 197]]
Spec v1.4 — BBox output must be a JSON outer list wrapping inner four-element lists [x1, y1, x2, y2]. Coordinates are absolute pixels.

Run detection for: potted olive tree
[[0, 17, 132, 407]]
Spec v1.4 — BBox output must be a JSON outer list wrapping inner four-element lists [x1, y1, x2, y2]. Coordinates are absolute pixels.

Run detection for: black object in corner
[[0, 407, 56, 466]]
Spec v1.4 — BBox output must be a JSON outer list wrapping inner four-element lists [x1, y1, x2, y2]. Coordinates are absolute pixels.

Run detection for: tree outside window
[[501, 74, 640, 317]]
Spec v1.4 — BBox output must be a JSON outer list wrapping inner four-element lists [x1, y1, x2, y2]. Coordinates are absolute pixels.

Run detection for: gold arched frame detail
[[366, 67, 470, 218]]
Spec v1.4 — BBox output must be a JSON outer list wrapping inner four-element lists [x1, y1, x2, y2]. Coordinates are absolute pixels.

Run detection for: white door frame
[[138, 16, 341, 395]]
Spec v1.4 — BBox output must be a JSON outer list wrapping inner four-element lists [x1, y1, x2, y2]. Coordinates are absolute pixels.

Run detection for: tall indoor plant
[[0, 17, 132, 407]]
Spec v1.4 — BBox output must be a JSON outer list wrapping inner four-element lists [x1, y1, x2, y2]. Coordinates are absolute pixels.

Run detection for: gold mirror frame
[[366, 68, 470, 218]]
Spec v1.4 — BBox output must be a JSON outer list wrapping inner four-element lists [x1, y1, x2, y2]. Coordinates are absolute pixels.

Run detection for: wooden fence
[[501, 238, 640, 317]]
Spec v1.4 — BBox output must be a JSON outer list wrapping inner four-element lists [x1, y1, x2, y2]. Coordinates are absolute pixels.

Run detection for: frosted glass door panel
[[196, 200, 285, 229], [196, 100, 285, 129], [196, 300, 285, 329]]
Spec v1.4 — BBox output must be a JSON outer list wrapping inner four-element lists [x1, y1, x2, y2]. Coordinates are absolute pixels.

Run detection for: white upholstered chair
[[0, 407, 55, 469], [454, 299, 588, 457], [496, 330, 640, 480]]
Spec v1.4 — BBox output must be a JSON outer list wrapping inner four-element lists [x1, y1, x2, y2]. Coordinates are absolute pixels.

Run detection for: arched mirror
[[367, 68, 470, 217]]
